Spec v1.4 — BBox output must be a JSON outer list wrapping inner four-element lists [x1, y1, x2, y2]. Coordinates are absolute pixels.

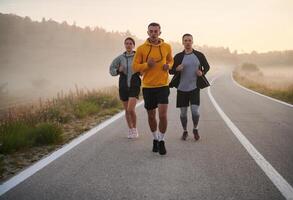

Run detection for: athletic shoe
[[132, 128, 139, 138], [127, 129, 133, 139], [158, 140, 167, 155], [193, 129, 200, 141], [181, 131, 188, 140], [152, 139, 158, 152]]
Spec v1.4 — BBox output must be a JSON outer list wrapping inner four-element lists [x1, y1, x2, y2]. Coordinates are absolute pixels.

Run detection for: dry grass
[[233, 64, 293, 104], [0, 85, 123, 181]]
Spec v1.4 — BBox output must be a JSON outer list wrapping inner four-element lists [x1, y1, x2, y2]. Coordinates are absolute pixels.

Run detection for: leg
[[189, 88, 200, 140], [122, 101, 132, 129], [147, 109, 157, 132], [191, 104, 200, 140], [158, 104, 168, 133], [127, 97, 137, 128], [157, 103, 167, 155], [157, 86, 170, 134], [190, 104, 200, 130], [180, 107, 188, 131], [156, 87, 169, 155], [147, 109, 159, 153]]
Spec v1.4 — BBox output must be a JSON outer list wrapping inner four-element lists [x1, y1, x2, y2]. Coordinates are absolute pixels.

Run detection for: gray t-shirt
[[178, 53, 200, 92]]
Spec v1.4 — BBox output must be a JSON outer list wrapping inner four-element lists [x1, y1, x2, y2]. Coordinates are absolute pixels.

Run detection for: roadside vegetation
[[0, 86, 123, 181], [233, 63, 293, 104]]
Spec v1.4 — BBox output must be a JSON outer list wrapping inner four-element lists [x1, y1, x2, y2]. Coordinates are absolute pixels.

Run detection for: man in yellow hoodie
[[132, 22, 173, 155]]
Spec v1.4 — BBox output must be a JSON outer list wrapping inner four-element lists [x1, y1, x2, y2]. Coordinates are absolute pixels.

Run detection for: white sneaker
[[132, 128, 139, 138], [127, 129, 134, 139]]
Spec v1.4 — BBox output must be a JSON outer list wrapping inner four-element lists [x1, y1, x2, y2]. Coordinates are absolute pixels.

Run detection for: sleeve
[[109, 56, 121, 76], [132, 47, 149, 72], [169, 54, 179, 75], [200, 53, 210, 75], [166, 45, 174, 70]]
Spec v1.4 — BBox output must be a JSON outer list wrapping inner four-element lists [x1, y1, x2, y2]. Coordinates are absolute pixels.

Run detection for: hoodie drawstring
[[145, 45, 163, 63]]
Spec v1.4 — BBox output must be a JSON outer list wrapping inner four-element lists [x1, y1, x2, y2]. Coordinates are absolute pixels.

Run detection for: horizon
[[0, 12, 292, 55], [0, 0, 292, 53]]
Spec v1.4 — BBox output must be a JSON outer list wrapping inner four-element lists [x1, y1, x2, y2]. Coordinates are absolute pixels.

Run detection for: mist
[[0, 13, 292, 109]]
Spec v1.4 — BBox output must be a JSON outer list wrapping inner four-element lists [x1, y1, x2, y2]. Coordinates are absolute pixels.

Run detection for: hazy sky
[[0, 0, 292, 53]]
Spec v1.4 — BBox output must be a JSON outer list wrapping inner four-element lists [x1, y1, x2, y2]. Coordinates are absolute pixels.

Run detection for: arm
[[200, 53, 210, 75], [109, 56, 121, 76], [132, 47, 149, 73], [169, 54, 179, 75], [166, 45, 174, 70]]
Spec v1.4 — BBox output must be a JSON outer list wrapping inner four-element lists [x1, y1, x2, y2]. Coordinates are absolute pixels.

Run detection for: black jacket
[[169, 49, 210, 88]]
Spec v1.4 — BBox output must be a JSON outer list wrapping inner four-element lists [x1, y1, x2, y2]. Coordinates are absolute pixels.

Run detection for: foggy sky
[[0, 0, 292, 53]]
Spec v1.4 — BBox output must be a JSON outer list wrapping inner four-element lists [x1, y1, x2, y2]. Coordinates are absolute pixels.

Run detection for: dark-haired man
[[169, 34, 210, 141], [132, 22, 173, 155]]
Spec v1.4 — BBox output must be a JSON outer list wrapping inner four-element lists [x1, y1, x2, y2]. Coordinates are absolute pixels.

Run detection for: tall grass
[[0, 86, 122, 155], [233, 63, 293, 104], [0, 122, 62, 154]]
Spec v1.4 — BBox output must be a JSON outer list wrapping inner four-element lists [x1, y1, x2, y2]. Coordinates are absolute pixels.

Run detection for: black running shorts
[[176, 88, 200, 107], [142, 86, 170, 110]]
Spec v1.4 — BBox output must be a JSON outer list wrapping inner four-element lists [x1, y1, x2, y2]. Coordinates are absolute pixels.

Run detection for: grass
[[0, 86, 123, 180], [0, 122, 62, 154], [233, 63, 293, 104]]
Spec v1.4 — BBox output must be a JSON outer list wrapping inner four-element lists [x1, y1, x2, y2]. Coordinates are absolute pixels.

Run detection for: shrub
[[74, 100, 101, 118], [0, 121, 33, 154], [29, 123, 63, 146], [0, 121, 63, 154]]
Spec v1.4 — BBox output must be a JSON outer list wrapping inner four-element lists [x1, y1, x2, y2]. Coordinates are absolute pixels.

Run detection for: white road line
[[0, 101, 144, 196], [208, 75, 293, 200], [230, 71, 293, 108]]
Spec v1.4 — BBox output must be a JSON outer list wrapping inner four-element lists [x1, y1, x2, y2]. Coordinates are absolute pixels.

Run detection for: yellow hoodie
[[132, 38, 173, 88]]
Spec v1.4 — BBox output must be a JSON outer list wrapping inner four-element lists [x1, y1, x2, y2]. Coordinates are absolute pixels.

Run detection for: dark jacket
[[169, 49, 210, 88]]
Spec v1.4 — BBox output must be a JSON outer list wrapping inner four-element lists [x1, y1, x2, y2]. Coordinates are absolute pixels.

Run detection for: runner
[[110, 37, 141, 139], [132, 22, 173, 155], [169, 33, 210, 140]]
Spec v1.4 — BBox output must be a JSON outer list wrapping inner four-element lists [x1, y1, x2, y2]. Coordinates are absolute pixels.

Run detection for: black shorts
[[119, 86, 140, 102], [142, 86, 170, 110], [176, 88, 200, 107], [119, 73, 141, 101]]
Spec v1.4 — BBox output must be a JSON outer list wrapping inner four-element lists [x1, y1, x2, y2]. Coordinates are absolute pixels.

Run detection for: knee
[[180, 108, 187, 118], [180, 111, 187, 118], [159, 113, 167, 121], [148, 113, 156, 121], [127, 107, 135, 115], [191, 106, 199, 116], [192, 108, 200, 117]]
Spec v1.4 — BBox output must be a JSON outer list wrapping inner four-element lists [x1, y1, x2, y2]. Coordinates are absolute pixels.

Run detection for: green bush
[[0, 122, 63, 154], [74, 100, 101, 118], [0, 121, 33, 154], [29, 123, 63, 146]]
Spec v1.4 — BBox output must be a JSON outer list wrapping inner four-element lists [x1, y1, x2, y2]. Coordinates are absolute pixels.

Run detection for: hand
[[196, 70, 203, 76], [147, 58, 156, 68], [176, 64, 184, 71], [118, 64, 126, 73], [163, 64, 169, 71]]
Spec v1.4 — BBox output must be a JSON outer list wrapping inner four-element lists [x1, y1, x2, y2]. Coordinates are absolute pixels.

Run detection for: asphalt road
[[1, 70, 292, 200]]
